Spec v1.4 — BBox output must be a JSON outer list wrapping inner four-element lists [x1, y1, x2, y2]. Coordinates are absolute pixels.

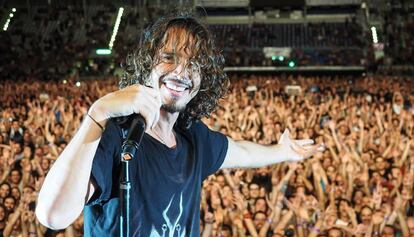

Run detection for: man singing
[[36, 12, 322, 236]]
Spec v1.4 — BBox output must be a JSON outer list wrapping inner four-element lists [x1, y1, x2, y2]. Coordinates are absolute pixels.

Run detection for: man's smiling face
[[148, 26, 201, 114]]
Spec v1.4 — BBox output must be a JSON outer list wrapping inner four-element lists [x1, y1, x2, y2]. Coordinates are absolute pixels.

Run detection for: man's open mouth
[[162, 78, 192, 92]]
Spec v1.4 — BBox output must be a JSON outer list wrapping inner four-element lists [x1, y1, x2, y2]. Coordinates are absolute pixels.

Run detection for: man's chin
[[161, 103, 186, 113]]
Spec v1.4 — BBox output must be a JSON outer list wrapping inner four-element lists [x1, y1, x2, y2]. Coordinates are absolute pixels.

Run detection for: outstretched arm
[[221, 129, 323, 169]]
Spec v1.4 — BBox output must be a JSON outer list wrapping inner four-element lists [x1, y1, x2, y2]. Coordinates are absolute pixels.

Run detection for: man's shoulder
[[187, 120, 227, 143], [186, 120, 213, 137], [189, 120, 208, 130]]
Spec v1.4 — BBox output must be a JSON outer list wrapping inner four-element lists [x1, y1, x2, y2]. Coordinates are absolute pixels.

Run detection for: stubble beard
[[161, 100, 186, 113]]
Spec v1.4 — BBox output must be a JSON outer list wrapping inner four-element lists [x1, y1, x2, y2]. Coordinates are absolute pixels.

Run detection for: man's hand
[[278, 129, 324, 162], [89, 84, 162, 130]]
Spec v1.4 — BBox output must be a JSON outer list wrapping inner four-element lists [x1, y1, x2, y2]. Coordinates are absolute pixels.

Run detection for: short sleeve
[[190, 121, 228, 180], [86, 119, 123, 206]]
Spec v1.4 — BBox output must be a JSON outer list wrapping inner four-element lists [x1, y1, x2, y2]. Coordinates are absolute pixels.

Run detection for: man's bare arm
[[221, 130, 322, 169], [36, 113, 103, 230], [36, 85, 162, 230]]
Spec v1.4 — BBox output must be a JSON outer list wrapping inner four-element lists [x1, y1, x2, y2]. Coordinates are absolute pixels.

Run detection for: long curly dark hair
[[119, 11, 229, 128]]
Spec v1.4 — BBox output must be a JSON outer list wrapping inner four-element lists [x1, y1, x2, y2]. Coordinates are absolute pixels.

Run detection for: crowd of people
[[3, 2, 414, 79], [0, 74, 413, 236], [212, 21, 365, 67], [0, 4, 370, 82], [383, 13, 414, 66], [0, 4, 119, 81], [364, 0, 414, 75], [202, 74, 414, 237], [210, 21, 364, 50]]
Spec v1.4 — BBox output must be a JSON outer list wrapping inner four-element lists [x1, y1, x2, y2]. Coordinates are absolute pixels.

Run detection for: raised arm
[[396, 139, 412, 167], [36, 85, 161, 230], [35, 110, 103, 230]]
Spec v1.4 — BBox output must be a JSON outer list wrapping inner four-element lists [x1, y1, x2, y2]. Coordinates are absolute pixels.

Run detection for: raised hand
[[359, 164, 369, 183], [204, 211, 214, 224], [233, 170, 245, 187], [214, 207, 224, 224], [21, 159, 32, 173], [371, 212, 384, 225], [233, 191, 247, 212], [285, 197, 310, 221], [327, 120, 336, 131], [354, 224, 367, 235], [35, 176, 45, 192], [393, 192, 405, 212], [7, 157, 15, 167], [372, 182, 382, 210]]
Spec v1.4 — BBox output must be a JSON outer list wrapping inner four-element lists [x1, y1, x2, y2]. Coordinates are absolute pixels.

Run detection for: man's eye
[[161, 54, 175, 62]]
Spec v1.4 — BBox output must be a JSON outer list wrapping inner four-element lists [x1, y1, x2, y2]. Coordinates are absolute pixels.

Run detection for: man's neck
[[156, 109, 179, 133], [147, 109, 179, 148]]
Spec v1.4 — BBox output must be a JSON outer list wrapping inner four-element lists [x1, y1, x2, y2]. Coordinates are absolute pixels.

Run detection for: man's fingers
[[295, 139, 314, 146], [294, 139, 325, 153], [290, 143, 320, 159], [141, 85, 161, 100], [128, 84, 161, 100], [316, 144, 326, 152], [139, 104, 159, 130], [304, 146, 321, 158], [278, 129, 290, 144]]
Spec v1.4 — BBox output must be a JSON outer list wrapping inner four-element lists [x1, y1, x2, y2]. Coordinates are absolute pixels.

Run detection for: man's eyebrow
[[161, 52, 175, 55]]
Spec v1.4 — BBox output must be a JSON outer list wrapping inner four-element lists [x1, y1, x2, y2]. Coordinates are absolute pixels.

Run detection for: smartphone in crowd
[[285, 85, 301, 96], [246, 85, 257, 99]]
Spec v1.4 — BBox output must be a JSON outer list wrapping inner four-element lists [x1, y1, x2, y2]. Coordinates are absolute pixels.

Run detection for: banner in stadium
[[306, 0, 361, 6], [263, 47, 292, 58], [196, 0, 249, 7]]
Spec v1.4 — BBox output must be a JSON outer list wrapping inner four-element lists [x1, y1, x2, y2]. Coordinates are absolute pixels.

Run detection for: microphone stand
[[120, 115, 146, 237]]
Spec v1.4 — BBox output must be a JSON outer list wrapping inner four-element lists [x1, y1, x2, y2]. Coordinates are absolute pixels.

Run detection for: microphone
[[119, 114, 146, 237], [121, 114, 146, 161]]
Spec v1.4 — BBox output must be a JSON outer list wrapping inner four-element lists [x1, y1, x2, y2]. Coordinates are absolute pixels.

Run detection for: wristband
[[299, 221, 307, 228], [310, 227, 320, 233], [205, 220, 214, 224], [87, 114, 104, 132]]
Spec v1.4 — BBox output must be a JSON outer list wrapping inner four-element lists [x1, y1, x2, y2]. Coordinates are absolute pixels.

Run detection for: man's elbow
[[35, 203, 73, 230]]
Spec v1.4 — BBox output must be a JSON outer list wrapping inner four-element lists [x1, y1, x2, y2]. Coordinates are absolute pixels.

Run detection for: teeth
[[165, 81, 187, 92]]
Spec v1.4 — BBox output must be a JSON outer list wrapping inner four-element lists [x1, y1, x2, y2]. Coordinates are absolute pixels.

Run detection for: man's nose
[[171, 62, 189, 78]]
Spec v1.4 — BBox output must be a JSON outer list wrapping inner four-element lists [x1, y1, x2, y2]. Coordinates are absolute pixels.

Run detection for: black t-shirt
[[84, 119, 228, 237]]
